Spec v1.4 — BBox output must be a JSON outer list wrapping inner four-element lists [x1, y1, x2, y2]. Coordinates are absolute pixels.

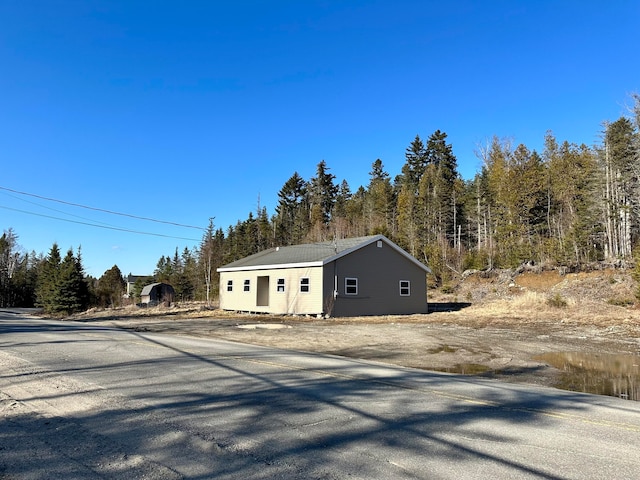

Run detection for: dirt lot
[[67, 269, 640, 395]]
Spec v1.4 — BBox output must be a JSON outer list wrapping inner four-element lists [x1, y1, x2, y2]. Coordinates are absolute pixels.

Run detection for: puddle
[[429, 363, 491, 375], [427, 345, 458, 354], [534, 352, 640, 401]]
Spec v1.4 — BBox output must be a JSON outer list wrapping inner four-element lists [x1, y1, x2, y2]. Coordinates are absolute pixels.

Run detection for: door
[[257, 276, 269, 307]]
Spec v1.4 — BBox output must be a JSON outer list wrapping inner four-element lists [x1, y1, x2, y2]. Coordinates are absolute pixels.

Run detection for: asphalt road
[[1, 310, 640, 479]]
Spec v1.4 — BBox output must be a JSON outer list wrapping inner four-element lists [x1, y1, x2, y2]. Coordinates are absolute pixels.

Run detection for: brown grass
[[66, 269, 640, 336]]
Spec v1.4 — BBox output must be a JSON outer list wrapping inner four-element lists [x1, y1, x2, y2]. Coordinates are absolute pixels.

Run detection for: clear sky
[[1, 1, 638, 278]]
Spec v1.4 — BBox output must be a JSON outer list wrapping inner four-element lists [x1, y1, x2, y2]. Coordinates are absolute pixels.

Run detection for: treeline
[[0, 232, 128, 314], [2, 96, 639, 311], [206, 95, 640, 289]]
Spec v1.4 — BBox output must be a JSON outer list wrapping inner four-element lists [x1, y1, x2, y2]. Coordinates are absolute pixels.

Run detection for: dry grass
[[515, 271, 564, 290], [66, 268, 640, 335]]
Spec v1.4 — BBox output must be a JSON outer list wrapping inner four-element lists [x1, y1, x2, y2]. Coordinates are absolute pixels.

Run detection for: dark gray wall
[[323, 241, 428, 317]]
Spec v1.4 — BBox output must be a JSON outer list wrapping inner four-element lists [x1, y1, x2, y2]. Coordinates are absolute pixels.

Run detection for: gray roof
[[217, 235, 431, 273], [140, 283, 161, 295]]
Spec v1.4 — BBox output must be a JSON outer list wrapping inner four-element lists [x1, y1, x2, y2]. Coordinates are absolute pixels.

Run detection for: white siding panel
[[219, 267, 323, 314]]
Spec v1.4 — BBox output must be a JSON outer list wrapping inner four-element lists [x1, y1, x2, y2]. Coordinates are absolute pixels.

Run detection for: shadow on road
[[1, 318, 637, 479]]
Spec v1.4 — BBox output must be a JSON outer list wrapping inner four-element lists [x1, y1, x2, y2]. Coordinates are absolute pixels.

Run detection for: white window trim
[[345, 277, 358, 295], [300, 277, 310, 293], [227, 280, 233, 292], [277, 278, 285, 293], [399, 280, 411, 296], [243, 279, 251, 292]]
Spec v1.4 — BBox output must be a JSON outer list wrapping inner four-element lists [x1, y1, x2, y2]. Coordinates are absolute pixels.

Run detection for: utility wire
[[0, 186, 205, 231], [0, 205, 201, 242], [1, 189, 118, 228]]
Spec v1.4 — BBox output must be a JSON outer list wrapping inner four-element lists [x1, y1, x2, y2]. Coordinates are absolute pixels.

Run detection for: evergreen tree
[[56, 248, 90, 314], [36, 244, 89, 315], [275, 172, 309, 245], [180, 246, 198, 301], [396, 136, 428, 256], [425, 130, 460, 242], [132, 276, 154, 304], [396, 184, 418, 255], [308, 160, 338, 230], [330, 179, 355, 239], [400, 135, 427, 192], [601, 117, 638, 259], [365, 159, 394, 235], [97, 265, 126, 308], [255, 206, 273, 252], [36, 243, 62, 313], [154, 255, 172, 282], [334, 180, 352, 218], [548, 140, 600, 263]]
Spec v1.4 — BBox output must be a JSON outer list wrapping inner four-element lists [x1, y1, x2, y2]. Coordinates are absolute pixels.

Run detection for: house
[[140, 282, 175, 306], [125, 274, 149, 299], [217, 235, 431, 317]]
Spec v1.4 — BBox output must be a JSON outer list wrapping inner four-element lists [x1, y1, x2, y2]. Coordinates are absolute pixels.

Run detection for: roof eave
[[217, 261, 324, 273], [321, 234, 432, 273]]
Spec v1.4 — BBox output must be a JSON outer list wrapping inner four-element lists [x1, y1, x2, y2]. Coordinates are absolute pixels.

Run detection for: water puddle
[[534, 352, 640, 401], [428, 363, 491, 375]]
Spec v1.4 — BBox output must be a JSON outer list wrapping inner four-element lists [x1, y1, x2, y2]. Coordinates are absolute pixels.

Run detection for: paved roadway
[[1, 310, 640, 479]]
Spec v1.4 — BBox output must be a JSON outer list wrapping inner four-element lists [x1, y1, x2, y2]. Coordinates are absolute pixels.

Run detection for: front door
[[257, 276, 269, 307]]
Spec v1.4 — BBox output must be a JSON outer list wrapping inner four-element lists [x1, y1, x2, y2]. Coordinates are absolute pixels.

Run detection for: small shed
[[140, 282, 175, 306], [217, 235, 431, 317]]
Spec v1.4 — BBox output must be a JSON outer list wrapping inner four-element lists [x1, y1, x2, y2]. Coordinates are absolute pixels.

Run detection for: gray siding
[[219, 267, 324, 314], [323, 240, 427, 316]]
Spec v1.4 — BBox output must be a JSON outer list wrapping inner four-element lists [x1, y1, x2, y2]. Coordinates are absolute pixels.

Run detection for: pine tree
[[97, 265, 126, 308], [57, 248, 90, 314], [342, 186, 367, 238], [400, 135, 427, 192], [36, 246, 89, 315], [365, 159, 394, 235], [548, 140, 600, 263], [180, 247, 198, 301], [308, 160, 338, 231], [275, 172, 309, 245], [36, 243, 62, 313], [601, 117, 637, 259], [396, 136, 428, 256], [154, 255, 172, 282], [426, 130, 460, 242]]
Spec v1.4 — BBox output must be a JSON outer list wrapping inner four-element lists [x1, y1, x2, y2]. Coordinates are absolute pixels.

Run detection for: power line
[[0, 186, 205, 231], [1, 189, 119, 229], [0, 205, 201, 242]]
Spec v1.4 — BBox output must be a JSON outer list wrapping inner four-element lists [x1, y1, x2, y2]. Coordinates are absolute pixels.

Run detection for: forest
[[1, 95, 639, 313]]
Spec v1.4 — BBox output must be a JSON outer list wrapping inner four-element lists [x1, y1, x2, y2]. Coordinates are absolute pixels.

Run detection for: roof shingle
[[218, 235, 431, 274]]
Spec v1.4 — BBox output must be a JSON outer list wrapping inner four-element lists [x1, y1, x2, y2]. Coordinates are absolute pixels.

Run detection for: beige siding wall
[[219, 266, 324, 315], [325, 241, 428, 317]]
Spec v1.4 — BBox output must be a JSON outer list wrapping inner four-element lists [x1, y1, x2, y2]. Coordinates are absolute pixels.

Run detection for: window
[[345, 277, 358, 295], [277, 278, 285, 292], [226, 280, 233, 292], [243, 279, 250, 292], [399, 280, 411, 296], [300, 277, 310, 293]]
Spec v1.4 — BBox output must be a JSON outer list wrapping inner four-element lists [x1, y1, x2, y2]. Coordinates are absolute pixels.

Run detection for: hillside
[[431, 266, 638, 329]]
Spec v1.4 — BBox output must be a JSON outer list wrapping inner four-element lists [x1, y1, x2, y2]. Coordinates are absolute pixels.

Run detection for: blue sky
[[1, 1, 638, 278]]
